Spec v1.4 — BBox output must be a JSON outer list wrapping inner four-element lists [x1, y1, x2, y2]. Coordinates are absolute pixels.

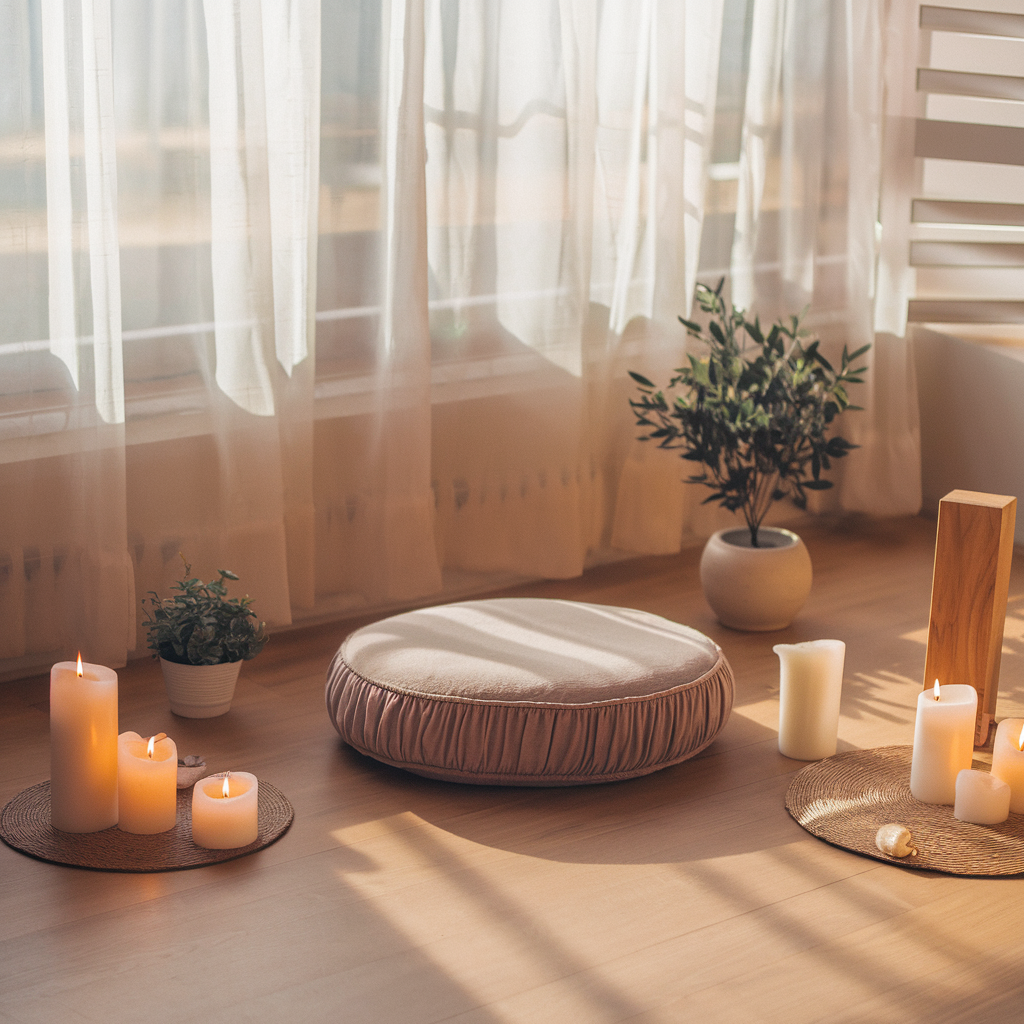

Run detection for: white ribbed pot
[[699, 527, 813, 631], [160, 658, 243, 718]]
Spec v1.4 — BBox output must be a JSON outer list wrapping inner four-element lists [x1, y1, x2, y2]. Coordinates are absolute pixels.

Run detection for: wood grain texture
[[923, 490, 1016, 745], [2, 514, 1024, 1024]]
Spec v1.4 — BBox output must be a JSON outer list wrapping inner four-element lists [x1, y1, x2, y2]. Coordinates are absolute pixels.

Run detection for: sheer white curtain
[[420, 0, 725, 576], [0, 0, 725, 675], [0, 0, 320, 672], [728, 0, 921, 516]]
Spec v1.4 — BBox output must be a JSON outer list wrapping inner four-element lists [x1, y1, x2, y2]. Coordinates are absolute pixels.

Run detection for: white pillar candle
[[773, 640, 846, 760], [910, 681, 977, 805], [954, 769, 1011, 824], [117, 731, 178, 834], [191, 772, 259, 849], [990, 718, 1024, 813], [49, 655, 118, 832]]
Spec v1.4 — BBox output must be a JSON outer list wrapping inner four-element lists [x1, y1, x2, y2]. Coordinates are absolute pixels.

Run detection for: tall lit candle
[[117, 731, 178, 834], [191, 772, 258, 849], [910, 680, 977, 805], [50, 654, 118, 832], [991, 718, 1024, 813], [774, 640, 846, 760]]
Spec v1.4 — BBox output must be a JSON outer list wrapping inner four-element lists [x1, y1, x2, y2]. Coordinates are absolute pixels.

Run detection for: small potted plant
[[143, 558, 268, 717], [629, 280, 868, 629]]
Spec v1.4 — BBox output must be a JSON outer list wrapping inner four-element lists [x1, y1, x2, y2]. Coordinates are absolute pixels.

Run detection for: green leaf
[[629, 370, 656, 388]]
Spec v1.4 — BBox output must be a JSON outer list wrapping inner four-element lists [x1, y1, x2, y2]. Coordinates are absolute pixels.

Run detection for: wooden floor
[[4, 515, 1024, 1024]]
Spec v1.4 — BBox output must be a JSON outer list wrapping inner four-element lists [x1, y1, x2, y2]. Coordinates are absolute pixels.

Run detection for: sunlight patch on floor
[[328, 813, 652, 1023]]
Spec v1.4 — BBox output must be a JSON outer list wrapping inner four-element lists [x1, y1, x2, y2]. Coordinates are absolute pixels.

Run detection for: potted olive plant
[[629, 280, 868, 630], [143, 559, 268, 717]]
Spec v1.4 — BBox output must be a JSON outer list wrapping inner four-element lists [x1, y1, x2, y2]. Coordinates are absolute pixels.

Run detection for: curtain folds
[[0, 0, 919, 679], [727, 0, 921, 518]]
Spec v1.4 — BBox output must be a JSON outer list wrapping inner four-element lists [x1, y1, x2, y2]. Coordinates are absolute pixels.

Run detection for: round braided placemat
[[0, 780, 293, 872], [786, 745, 1024, 876]]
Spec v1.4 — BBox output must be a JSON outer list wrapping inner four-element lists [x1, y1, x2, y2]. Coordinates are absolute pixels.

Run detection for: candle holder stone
[[177, 756, 207, 789]]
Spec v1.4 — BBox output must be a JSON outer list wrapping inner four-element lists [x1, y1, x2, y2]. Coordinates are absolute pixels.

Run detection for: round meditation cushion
[[325, 598, 734, 786]]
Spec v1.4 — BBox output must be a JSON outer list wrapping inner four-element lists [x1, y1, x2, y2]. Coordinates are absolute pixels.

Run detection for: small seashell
[[875, 823, 918, 858]]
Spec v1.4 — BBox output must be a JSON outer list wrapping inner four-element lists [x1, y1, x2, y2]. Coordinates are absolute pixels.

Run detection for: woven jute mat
[[0, 780, 293, 872], [785, 745, 1024, 876]]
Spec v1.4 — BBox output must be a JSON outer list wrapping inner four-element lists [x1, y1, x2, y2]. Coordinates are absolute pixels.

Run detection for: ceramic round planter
[[699, 527, 812, 631], [160, 658, 243, 718]]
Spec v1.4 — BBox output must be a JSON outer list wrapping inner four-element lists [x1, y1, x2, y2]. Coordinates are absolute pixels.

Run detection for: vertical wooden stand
[[923, 490, 1016, 747]]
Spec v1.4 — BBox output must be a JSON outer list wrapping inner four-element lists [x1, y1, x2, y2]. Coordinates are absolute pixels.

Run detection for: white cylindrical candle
[[117, 731, 178, 834], [990, 718, 1024, 814], [953, 769, 1010, 824], [774, 640, 846, 760], [909, 681, 977, 805], [191, 772, 258, 849], [50, 657, 119, 832]]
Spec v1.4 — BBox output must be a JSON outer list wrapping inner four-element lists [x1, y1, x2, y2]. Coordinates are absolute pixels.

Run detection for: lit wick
[[76, 652, 83, 677], [933, 679, 941, 701]]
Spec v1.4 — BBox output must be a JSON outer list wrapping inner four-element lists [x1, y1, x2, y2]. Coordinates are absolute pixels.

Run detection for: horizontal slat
[[916, 119, 1024, 164], [921, 6, 1024, 38], [915, 266, 1024, 298], [918, 68, 1024, 101], [908, 299, 1024, 323], [922, 158, 1024, 203], [911, 241, 1024, 265], [912, 198, 1024, 225]]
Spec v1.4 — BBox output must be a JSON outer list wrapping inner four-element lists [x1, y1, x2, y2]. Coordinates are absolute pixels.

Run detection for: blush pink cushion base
[[325, 598, 735, 786]]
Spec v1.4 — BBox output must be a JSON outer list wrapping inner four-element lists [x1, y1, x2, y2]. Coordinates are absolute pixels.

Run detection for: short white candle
[[191, 772, 259, 849], [954, 769, 1010, 825], [991, 718, 1024, 814], [117, 732, 178, 834], [910, 681, 977, 805], [50, 655, 119, 833], [773, 640, 846, 760]]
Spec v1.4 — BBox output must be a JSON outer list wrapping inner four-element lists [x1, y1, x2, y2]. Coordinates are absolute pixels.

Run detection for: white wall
[[914, 327, 1024, 543]]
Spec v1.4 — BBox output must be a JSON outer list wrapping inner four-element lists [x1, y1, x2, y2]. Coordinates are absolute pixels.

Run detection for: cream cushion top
[[341, 598, 721, 705]]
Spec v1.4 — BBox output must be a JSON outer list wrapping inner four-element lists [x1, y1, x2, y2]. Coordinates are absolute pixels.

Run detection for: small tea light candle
[[954, 769, 1010, 825], [910, 681, 977, 805], [50, 654, 119, 833], [117, 731, 178, 834], [991, 718, 1024, 814], [191, 772, 258, 849]]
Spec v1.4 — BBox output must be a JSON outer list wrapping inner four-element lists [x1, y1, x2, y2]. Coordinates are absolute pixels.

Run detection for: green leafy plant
[[143, 558, 268, 666], [629, 280, 869, 547]]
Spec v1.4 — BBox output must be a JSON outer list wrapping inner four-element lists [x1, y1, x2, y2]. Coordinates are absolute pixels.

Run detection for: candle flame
[[147, 735, 156, 759], [222, 774, 231, 799], [76, 652, 83, 677], [933, 679, 940, 701], [1018, 722, 1024, 752]]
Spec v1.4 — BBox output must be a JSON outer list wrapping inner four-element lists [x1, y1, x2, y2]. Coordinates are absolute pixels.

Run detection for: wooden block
[[923, 490, 1016, 747]]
